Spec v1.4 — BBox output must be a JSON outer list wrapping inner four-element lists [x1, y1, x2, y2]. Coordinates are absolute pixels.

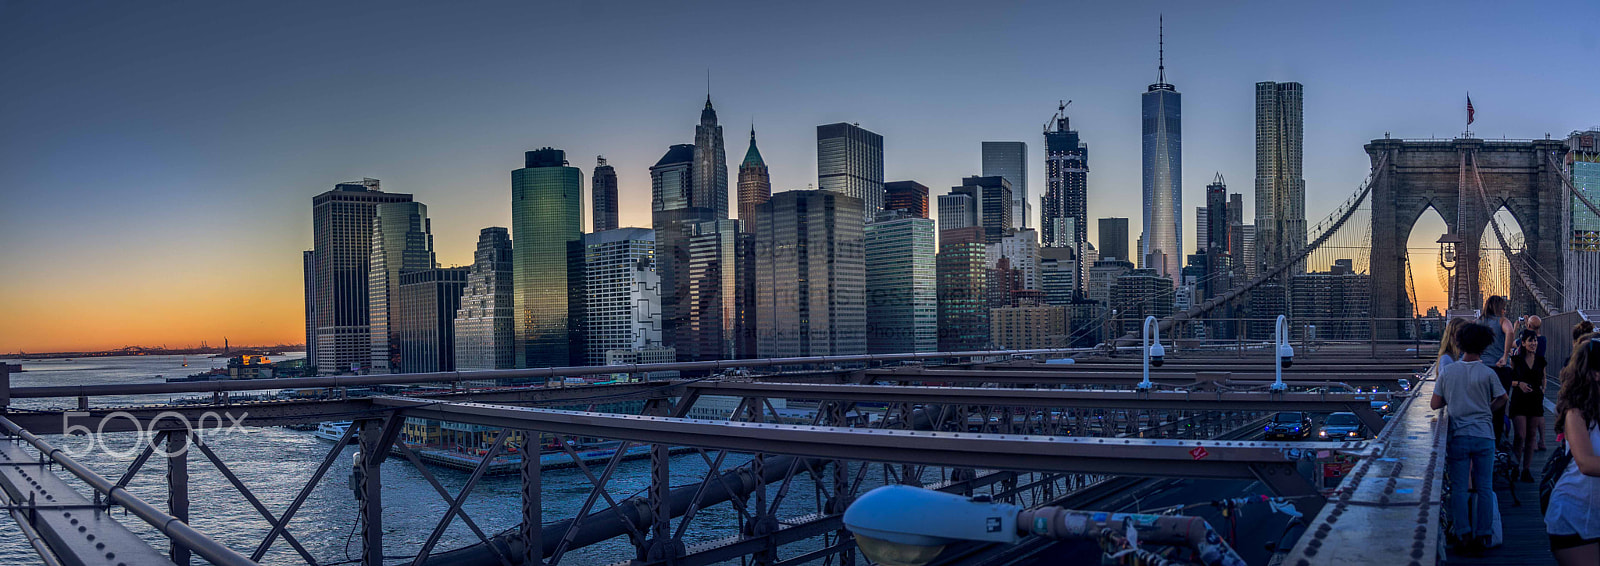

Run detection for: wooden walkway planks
[[1448, 413, 1560, 565]]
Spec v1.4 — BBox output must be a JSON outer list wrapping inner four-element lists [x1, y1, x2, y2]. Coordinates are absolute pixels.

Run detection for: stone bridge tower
[[1366, 137, 1566, 337]]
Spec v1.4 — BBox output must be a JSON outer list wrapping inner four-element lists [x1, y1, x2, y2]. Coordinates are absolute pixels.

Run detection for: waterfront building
[[395, 267, 468, 373], [694, 97, 730, 220], [1098, 217, 1130, 263], [1289, 259, 1371, 340], [1255, 81, 1306, 275], [737, 127, 771, 233], [307, 179, 413, 374], [884, 181, 930, 218], [950, 175, 1014, 244], [1142, 20, 1183, 281], [990, 306, 1069, 349], [303, 250, 317, 367], [1565, 130, 1600, 310], [936, 192, 977, 231], [982, 141, 1029, 229], [453, 227, 515, 370], [582, 228, 663, 366], [865, 210, 938, 354], [369, 201, 437, 372], [754, 190, 867, 357], [1112, 268, 1174, 334], [511, 148, 585, 368], [1044, 105, 1089, 249], [937, 226, 990, 351], [817, 122, 884, 221], [592, 157, 619, 232]]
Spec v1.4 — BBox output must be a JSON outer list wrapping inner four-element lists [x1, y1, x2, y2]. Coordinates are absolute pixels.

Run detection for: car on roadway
[[1265, 411, 1313, 440], [1318, 412, 1366, 440]]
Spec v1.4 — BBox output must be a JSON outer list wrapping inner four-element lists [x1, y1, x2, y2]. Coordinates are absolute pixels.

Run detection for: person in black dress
[[1509, 329, 1547, 481]]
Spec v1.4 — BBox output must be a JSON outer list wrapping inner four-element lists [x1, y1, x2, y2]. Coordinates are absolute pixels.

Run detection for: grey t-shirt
[[1436, 359, 1507, 439]]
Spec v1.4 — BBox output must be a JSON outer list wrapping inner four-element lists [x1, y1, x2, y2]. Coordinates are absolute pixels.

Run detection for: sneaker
[[1522, 469, 1535, 482], [1537, 445, 1548, 452], [1476, 535, 1495, 552]]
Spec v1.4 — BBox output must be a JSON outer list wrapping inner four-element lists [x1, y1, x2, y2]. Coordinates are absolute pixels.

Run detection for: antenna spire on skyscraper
[[1158, 14, 1165, 84]]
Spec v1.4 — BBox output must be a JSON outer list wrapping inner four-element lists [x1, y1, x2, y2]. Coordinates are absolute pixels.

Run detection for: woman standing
[[1439, 317, 1467, 372], [1546, 334, 1600, 565], [1480, 295, 1515, 445], [1509, 329, 1546, 481]]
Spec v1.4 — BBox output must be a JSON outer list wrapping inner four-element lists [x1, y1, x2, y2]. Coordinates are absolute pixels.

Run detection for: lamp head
[[1148, 342, 1165, 367], [844, 486, 1020, 566], [1277, 343, 1295, 368]]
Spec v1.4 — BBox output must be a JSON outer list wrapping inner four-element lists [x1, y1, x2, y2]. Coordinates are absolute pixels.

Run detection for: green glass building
[[512, 148, 585, 368]]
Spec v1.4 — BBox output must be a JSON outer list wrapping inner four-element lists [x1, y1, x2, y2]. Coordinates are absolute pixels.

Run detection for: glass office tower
[[511, 148, 584, 368], [1142, 27, 1182, 281], [982, 141, 1028, 229], [865, 210, 937, 354], [817, 122, 884, 222]]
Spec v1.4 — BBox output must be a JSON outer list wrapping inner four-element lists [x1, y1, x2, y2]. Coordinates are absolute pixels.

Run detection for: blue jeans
[[1447, 434, 1496, 539]]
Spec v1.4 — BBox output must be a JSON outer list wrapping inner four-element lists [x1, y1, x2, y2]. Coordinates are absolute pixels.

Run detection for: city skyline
[[4, 1, 1600, 351]]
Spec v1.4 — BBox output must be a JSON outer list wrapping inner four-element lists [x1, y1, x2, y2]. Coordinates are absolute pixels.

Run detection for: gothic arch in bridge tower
[[1365, 137, 1565, 338]]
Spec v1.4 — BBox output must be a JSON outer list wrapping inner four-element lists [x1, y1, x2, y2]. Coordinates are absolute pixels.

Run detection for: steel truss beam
[[0, 440, 176, 566], [858, 368, 1418, 385], [377, 397, 1348, 495]]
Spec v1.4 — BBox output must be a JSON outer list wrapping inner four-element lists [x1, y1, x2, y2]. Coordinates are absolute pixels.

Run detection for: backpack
[[1541, 441, 1574, 515]]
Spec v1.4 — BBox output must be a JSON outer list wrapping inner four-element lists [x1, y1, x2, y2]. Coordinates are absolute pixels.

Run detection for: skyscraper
[[693, 97, 730, 220], [368, 201, 436, 372], [652, 144, 696, 213], [592, 156, 619, 232], [395, 267, 468, 373], [1098, 217, 1130, 263], [454, 227, 515, 371], [982, 141, 1029, 229], [950, 175, 1014, 244], [817, 122, 884, 221], [683, 218, 743, 361], [937, 226, 990, 351], [884, 181, 929, 218], [1565, 130, 1600, 310], [1043, 103, 1089, 249], [737, 126, 770, 233], [511, 148, 584, 368], [1113, 268, 1175, 333], [865, 210, 937, 354], [1204, 174, 1230, 299], [1142, 18, 1182, 281], [1255, 81, 1305, 274], [755, 190, 867, 357], [937, 192, 977, 231], [582, 228, 663, 365], [307, 179, 412, 374]]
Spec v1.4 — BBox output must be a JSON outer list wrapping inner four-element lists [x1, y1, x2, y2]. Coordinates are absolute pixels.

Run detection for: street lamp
[[1273, 314, 1295, 391], [1437, 233, 1461, 310], [1141, 315, 1164, 390], [844, 485, 1247, 566]]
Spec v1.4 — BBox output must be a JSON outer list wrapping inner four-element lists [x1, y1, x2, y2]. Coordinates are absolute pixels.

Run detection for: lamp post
[[844, 485, 1246, 566], [1140, 315, 1164, 390], [1437, 233, 1461, 311]]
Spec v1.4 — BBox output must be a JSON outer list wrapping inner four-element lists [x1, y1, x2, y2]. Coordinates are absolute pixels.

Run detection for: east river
[[0, 355, 833, 566]]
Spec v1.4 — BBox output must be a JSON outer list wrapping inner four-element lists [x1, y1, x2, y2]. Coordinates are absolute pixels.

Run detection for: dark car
[[1317, 411, 1366, 440], [1265, 411, 1313, 440]]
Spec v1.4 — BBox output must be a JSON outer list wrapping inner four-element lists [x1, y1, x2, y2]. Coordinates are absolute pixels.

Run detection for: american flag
[[1467, 94, 1475, 126]]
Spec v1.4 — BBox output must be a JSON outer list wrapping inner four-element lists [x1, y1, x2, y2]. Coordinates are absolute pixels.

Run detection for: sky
[[2, 0, 1597, 352]]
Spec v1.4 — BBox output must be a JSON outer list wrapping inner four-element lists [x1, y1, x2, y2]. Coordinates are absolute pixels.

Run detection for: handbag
[[1540, 441, 1573, 515]]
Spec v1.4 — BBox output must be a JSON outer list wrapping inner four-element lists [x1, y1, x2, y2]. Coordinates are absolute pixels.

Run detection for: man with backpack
[[1433, 322, 1508, 555]]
